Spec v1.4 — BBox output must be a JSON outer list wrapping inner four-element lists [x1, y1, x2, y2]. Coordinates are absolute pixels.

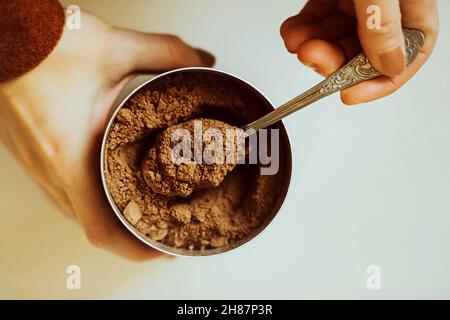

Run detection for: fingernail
[[196, 49, 216, 67], [303, 62, 318, 71], [379, 45, 405, 76]]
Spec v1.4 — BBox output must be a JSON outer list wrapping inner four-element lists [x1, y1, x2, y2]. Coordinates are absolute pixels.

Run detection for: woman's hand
[[0, 11, 214, 261], [280, 0, 438, 104]]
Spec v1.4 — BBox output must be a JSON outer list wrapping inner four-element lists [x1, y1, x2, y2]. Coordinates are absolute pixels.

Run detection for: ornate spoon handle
[[242, 28, 425, 133]]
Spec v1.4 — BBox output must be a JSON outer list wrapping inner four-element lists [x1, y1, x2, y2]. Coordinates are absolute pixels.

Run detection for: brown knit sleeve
[[0, 0, 65, 83]]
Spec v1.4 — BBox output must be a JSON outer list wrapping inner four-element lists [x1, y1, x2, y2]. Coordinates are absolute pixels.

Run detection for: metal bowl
[[100, 67, 292, 256]]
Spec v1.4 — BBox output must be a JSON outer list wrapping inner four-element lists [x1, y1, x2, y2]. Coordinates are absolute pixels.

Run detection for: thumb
[[113, 29, 215, 74], [353, 0, 405, 76]]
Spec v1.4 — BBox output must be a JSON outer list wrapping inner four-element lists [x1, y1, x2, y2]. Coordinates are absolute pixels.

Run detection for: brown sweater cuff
[[0, 0, 65, 83]]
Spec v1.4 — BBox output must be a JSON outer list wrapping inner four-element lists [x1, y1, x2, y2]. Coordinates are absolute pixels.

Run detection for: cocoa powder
[[142, 118, 245, 197], [104, 73, 286, 251]]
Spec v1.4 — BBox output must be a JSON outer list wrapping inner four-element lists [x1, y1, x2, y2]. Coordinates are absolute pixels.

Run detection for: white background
[[1, 0, 449, 299]]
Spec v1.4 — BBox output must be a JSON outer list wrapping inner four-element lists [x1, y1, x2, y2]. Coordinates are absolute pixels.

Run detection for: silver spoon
[[242, 28, 425, 134]]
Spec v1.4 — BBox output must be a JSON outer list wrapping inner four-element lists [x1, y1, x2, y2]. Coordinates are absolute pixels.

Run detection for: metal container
[[100, 67, 292, 256]]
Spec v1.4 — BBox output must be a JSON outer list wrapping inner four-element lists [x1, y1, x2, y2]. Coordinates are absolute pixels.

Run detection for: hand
[[280, 0, 438, 104], [0, 11, 214, 261]]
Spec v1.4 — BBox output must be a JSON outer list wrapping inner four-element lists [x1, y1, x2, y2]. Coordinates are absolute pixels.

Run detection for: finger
[[297, 39, 346, 76], [296, 36, 361, 77], [353, 0, 405, 76], [337, 0, 356, 17], [283, 25, 325, 53], [280, 0, 338, 36], [334, 34, 361, 60], [340, 50, 428, 104], [113, 29, 215, 74], [282, 12, 356, 53], [400, 0, 439, 55], [342, 0, 438, 104]]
